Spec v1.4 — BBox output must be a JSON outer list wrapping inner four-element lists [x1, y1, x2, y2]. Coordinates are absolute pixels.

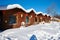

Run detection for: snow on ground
[[0, 21, 60, 40]]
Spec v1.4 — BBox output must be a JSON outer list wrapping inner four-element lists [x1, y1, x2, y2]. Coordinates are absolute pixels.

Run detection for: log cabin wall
[[38, 13, 43, 22], [36, 15, 40, 24], [28, 10, 36, 25], [43, 15, 47, 22], [47, 16, 51, 22], [2, 8, 51, 30], [2, 8, 27, 29], [42, 14, 51, 23], [2, 10, 13, 29]]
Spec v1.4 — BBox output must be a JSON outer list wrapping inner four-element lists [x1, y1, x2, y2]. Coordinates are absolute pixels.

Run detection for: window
[[9, 15, 16, 24], [35, 17, 37, 22], [26, 16, 29, 24]]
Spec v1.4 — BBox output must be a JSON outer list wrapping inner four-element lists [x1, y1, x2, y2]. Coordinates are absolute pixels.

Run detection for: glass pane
[[9, 15, 16, 24], [26, 16, 29, 24]]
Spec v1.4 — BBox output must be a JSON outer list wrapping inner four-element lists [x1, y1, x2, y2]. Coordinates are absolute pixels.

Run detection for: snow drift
[[0, 21, 60, 40]]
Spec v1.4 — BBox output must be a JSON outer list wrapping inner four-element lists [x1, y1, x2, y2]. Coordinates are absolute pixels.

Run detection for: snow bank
[[0, 21, 60, 40]]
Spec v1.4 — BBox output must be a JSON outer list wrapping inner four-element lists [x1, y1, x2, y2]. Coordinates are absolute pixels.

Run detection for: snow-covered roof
[[43, 13, 50, 16], [0, 4, 50, 15], [7, 4, 43, 14]]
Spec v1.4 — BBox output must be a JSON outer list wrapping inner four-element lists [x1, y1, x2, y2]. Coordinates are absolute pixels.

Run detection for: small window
[[9, 15, 16, 24], [26, 16, 29, 24]]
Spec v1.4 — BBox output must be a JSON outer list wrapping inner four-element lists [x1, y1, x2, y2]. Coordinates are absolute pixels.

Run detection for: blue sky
[[0, 0, 60, 14]]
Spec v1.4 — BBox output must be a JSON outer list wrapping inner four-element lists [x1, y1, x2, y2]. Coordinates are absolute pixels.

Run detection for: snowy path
[[0, 21, 60, 40]]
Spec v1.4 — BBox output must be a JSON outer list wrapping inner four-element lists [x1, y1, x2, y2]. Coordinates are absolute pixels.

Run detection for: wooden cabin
[[0, 8, 36, 30], [28, 10, 36, 25], [2, 8, 27, 29], [0, 8, 51, 30], [43, 14, 51, 22], [47, 16, 51, 22], [37, 13, 43, 23]]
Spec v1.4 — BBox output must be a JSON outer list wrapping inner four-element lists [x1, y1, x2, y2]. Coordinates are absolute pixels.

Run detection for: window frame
[[8, 15, 17, 25]]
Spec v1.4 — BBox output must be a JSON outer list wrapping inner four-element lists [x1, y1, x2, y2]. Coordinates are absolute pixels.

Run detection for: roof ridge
[[7, 4, 43, 14]]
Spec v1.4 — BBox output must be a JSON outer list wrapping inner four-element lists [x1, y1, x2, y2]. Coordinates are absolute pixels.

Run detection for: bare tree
[[46, 3, 60, 19], [46, 3, 55, 15]]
